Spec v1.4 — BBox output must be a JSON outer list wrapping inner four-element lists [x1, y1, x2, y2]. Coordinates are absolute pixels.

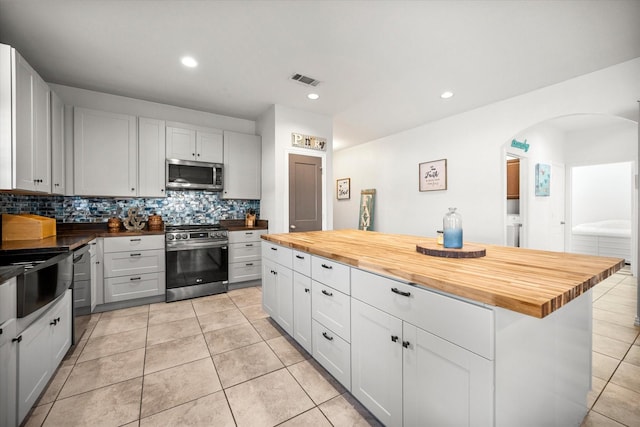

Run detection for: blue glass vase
[[443, 207, 463, 249]]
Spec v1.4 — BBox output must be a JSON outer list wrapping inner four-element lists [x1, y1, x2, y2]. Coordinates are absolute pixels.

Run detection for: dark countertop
[[220, 219, 268, 232], [0, 265, 24, 283]]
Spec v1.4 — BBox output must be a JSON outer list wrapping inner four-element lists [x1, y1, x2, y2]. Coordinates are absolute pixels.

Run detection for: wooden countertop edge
[[261, 231, 625, 318]]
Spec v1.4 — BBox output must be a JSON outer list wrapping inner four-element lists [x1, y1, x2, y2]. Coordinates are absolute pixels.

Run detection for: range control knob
[[175, 234, 182, 240], [181, 233, 188, 239], [167, 234, 175, 240]]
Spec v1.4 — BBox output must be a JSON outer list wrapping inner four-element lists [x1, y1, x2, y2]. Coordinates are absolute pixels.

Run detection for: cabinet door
[[50, 290, 72, 368], [403, 323, 494, 427], [0, 318, 17, 427], [15, 52, 50, 192], [275, 265, 294, 335], [74, 108, 137, 197], [222, 131, 261, 199], [262, 258, 278, 318], [50, 90, 65, 194], [138, 117, 166, 197], [18, 312, 51, 423], [166, 126, 196, 160], [292, 272, 312, 353], [196, 130, 223, 163], [90, 241, 98, 312], [351, 299, 403, 427]]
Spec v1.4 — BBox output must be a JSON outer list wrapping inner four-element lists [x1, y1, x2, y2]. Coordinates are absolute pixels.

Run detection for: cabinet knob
[[12, 335, 22, 343], [131, 188, 135, 191], [304, 288, 310, 293], [161, 189, 164, 192], [402, 340, 411, 348], [391, 335, 399, 343]]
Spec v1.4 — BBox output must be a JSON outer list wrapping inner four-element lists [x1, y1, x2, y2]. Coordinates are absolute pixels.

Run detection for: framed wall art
[[336, 178, 350, 200], [535, 163, 550, 196], [419, 159, 447, 191], [358, 189, 376, 231]]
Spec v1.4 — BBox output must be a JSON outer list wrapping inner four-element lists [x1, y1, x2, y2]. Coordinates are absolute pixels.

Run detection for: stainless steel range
[[165, 224, 229, 302]]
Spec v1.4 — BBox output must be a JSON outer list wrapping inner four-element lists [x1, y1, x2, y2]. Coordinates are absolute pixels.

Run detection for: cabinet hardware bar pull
[[246, 263, 253, 266], [12, 335, 22, 343], [130, 238, 142, 242], [321, 263, 333, 269], [0, 328, 2, 335], [321, 289, 333, 297], [391, 335, 399, 342], [271, 247, 277, 251], [402, 341, 411, 348], [245, 232, 254, 235], [246, 244, 253, 247], [296, 255, 305, 259], [391, 287, 411, 297], [130, 253, 141, 257], [130, 277, 141, 281], [322, 332, 334, 341]]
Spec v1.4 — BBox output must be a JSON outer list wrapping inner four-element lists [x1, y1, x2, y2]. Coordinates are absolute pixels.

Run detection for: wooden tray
[[2, 214, 56, 241], [416, 241, 486, 258]]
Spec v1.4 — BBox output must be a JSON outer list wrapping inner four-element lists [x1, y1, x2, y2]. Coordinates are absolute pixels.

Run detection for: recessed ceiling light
[[307, 93, 319, 100], [440, 91, 454, 99], [181, 56, 198, 68]]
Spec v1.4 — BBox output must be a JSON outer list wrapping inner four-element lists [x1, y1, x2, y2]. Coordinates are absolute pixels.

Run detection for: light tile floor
[[22, 268, 639, 427]]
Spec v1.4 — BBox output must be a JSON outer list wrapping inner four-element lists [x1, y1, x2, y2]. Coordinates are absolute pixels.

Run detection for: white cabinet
[[14, 50, 51, 192], [222, 131, 261, 199], [262, 242, 293, 335], [50, 90, 65, 194], [17, 290, 72, 424], [74, 107, 137, 197], [103, 235, 165, 303], [228, 229, 266, 284], [166, 123, 223, 163], [292, 271, 312, 353], [138, 117, 166, 197], [0, 276, 17, 427], [90, 240, 98, 312]]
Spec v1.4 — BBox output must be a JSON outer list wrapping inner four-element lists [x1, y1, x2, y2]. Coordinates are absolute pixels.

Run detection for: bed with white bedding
[[571, 219, 631, 262]]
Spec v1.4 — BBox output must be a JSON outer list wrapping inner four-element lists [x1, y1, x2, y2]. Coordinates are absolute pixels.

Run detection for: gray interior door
[[289, 153, 322, 232]]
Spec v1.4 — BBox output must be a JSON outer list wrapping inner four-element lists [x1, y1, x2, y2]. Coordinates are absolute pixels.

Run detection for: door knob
[[290, 225, 296, 229]]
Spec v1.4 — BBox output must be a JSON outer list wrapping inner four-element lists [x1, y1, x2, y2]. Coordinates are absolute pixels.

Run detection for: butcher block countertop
[[262, 229, 625, 318]]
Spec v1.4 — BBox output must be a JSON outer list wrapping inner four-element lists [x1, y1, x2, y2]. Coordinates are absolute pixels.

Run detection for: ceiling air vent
[[290, 73, 320, 87]]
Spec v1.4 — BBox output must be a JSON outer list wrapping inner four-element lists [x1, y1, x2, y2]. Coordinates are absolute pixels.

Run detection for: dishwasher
[[72, 245, 91, 342]]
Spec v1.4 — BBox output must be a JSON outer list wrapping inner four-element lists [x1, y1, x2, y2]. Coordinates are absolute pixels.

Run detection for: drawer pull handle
[[322, 332, 334, 341], [321, 289, 333, 297], [130, 238, 142, 242], [246, 263, 254, 266], [245, 244, 254, 247], [402, 340, 411, 348], [245, 232, 254, 235], [130, 253, 142, 257], [0, 328, 2, 335], [12, 335, 22, 343], [321, 263, 333, 269], [295, 255, 305, 260], [391, 335, 399, 343], [271, 247, 277, 251], [391, 287, 411, 297], [130, 276, 141, 281], [304, 288, 310, 293]]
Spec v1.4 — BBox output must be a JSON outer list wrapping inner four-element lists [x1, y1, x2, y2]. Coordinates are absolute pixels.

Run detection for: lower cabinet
[[262, 258, 293, 335], [312, 319, 351, 390], [292, 272, 312, 354], [18, 290, 72, 424], [0, 318, 17, 427]]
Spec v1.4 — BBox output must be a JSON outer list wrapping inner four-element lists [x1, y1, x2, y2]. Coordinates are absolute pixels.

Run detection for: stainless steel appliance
[[166, 159, 223, 191], [165, 224, 228, 302]]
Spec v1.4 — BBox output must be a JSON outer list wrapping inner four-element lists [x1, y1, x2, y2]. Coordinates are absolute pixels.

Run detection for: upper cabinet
[[166, 123, 223, 163], [50, 90, 65, 194], [222, 131, 261, 200], [138, 117, 166, 198], [507, 159, 520, 199], [0, 45, 52, 193], [74, 107, 137, 197]]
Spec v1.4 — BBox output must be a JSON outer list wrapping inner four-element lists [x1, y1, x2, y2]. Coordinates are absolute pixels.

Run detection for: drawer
[[312, 280, 350, 342], [312, 320, 351, 390], [228, 229, 266, 244], [103, 234, 165, 253], [104, 249, 165, 278], [262, 241, 292, 268], [73, 280, 90, 307], [229, 242, 261, 263], [104, 272, 165, 303], [0, 277, 16, 324], [229, 261, 262, 283], [311, 256, 350, 295], [292, 250, 311, 276], [351, 269, 494, 360]]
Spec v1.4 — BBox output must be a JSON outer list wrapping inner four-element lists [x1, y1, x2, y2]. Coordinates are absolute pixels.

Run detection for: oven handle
[[166, 241, 228, 252]]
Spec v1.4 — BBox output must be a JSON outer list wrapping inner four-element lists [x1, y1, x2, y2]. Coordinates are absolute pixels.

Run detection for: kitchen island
[[261, 229, 624, 427]]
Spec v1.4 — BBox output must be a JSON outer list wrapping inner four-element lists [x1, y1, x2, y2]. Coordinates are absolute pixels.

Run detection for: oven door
[[165, 240, 228, 302]]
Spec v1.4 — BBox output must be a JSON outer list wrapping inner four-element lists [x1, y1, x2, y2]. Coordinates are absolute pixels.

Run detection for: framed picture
[[419, 159, 447, 191], [336, 178, 350, 200], [535, 163, 550, 196], [358, 189, 376, 231]]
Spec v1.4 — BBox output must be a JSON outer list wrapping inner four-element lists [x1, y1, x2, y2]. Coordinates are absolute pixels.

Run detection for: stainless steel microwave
[[166, 159, 223, 191]]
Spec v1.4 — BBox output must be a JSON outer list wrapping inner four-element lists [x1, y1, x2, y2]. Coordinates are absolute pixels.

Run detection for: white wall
[[572, 162, 632, 225], [333, 58, 640, 245], [259, 104, 333, 234]]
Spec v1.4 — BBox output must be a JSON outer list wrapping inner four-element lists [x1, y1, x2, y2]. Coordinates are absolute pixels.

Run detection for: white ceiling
[[1, 1, 639, 150]]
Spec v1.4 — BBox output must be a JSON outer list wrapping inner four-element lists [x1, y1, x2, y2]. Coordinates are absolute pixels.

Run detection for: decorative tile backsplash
[[0, 191, 260, 225]]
